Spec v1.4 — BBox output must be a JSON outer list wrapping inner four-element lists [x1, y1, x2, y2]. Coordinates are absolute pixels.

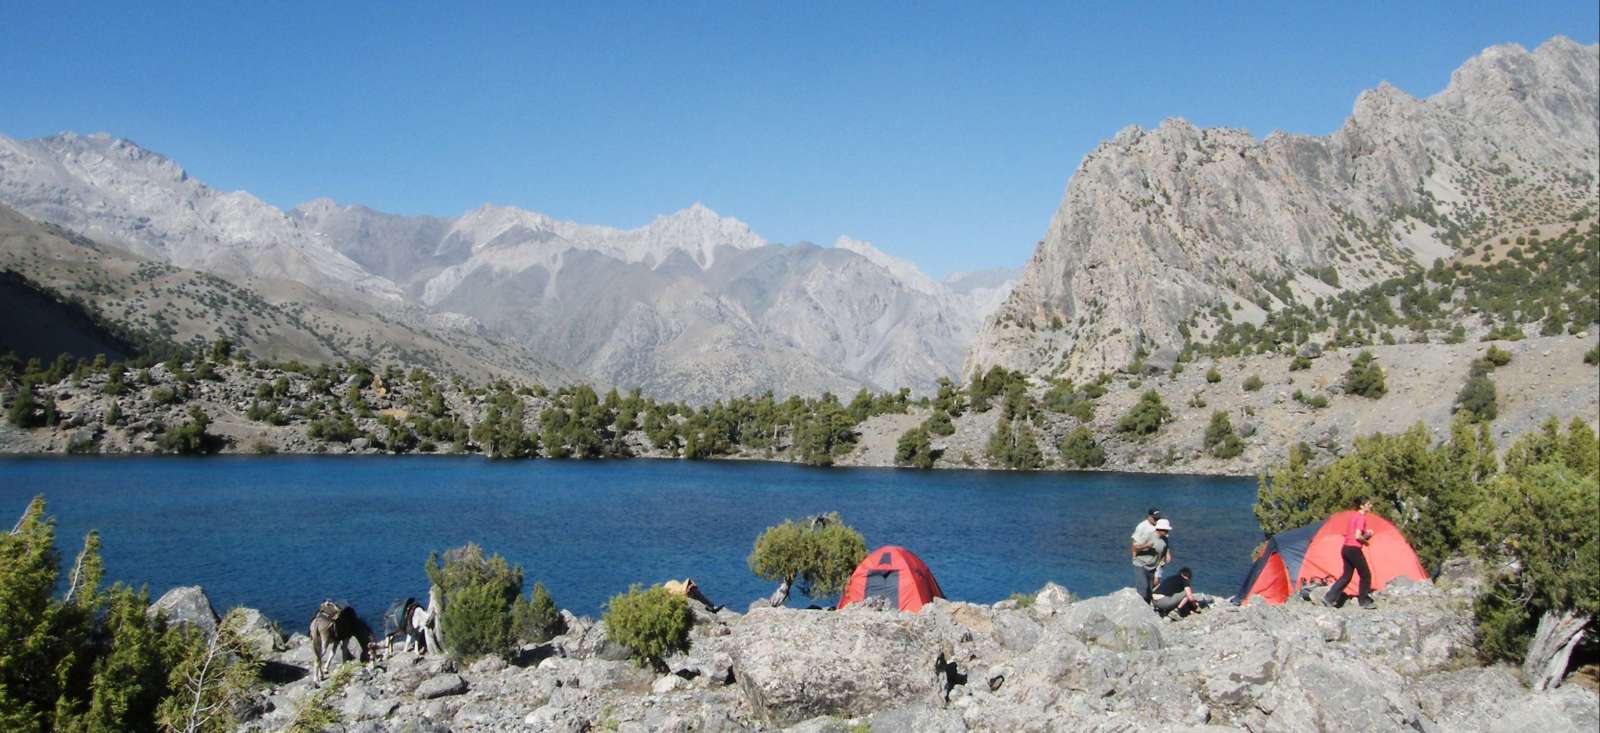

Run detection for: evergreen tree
[[1116, 390, 1171, 437], [7, 385, 39, 428], [1342, 350, 1388, 398], [1059, 426, 1105, 468], [895, 426, 934, 469], [1203, 410, 1245, 459]]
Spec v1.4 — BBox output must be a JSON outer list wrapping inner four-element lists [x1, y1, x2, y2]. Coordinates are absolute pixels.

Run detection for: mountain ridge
[[966, 37, 1598, 381], [0, 133, 1016, 401]]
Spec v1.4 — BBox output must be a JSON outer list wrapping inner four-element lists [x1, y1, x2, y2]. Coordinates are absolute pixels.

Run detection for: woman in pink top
[[1323, 497, 1377, 609]]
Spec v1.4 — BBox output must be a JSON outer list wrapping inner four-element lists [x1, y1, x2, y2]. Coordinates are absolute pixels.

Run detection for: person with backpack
[[1322, 497, 1377, 609]]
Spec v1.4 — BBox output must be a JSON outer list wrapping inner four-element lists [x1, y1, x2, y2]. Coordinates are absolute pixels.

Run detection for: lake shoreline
[[0, 456, 1261, 625], [0, 444, 1262, 479]]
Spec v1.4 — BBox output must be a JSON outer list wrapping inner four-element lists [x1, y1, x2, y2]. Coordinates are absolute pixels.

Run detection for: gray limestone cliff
[[967, 38, 1599, 381]]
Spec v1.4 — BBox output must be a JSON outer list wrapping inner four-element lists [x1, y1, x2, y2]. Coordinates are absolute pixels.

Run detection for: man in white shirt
[[1131, 508, 1162, 602]]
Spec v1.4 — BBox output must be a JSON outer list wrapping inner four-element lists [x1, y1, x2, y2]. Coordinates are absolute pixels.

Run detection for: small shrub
[[288, 661, 353, 732], [602, 584, 691, 666], [1007, 592, 1036, 608], [1205, 367, 1221, 384], [895, 426, 935, 468], [425, 544, 524, 660], [1455, 372, 1498, 422], [158, 406, 221, 454], [7, 386, 40, 427], [511, 582, 562, 644], [1116, 390, 1171, 437], [1292, 390, 1329, 409], [1342, 350, 1387, 399], [1204, 411, 1245, 459], [1586, 347, 1600, 366], [1289, 355, 1312, 371], [1484, 345, 1512, 367], [150, 385, 182, 405]]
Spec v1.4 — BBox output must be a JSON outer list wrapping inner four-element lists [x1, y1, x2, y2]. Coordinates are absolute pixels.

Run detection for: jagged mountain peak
[[967, 36, 1598, 382], [31, 130, 191, 184], [0, 131, 403, 301], [833, 235, 938, 295]]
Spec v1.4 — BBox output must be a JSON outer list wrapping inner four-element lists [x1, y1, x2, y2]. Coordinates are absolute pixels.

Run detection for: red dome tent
[[838, 545, 944, 612], [1234, 511, 1428, 605]]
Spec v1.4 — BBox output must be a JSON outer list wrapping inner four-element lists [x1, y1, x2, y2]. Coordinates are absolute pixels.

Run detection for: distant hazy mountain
[[0, 132, 1015, 400], [295, 200, 1015, 400], [0, 132, 402, 302], [968, 37, 1599, 380], [0, 202, 577, 384]]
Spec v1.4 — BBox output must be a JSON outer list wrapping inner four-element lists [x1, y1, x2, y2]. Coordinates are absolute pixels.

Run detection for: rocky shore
[[3, 333, 1596, 479], [150, 570, 1597, 732]]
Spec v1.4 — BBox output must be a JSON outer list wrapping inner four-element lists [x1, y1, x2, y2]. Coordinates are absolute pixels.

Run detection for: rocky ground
[[844, 332, 1600, 475], [147, 567, 1597, 733]]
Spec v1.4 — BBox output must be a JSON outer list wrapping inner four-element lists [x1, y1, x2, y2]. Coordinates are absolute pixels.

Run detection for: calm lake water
[[0, 456, 1262, 629]]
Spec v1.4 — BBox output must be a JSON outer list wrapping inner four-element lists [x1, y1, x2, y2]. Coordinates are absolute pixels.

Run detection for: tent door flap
[[865, 570, 900, 607]]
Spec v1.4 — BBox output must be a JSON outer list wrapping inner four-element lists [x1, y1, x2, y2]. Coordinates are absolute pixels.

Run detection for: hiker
[[1132, 516, 1171, 603], [1134, 507, 1160, 540], [1322, 497, 1377, 609], [1151, 566, 1199, 617]]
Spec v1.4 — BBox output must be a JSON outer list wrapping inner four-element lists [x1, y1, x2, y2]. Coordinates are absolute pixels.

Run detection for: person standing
[[1134, 507, 1160, 539], [1323, 498, 1377, 609], [1131, 515, 1170, 603]]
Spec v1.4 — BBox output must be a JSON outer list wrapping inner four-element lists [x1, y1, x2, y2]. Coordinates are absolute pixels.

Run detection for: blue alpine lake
[[0, 456, 1262, 629]]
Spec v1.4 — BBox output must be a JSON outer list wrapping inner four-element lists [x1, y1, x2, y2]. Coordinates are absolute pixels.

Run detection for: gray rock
[[413, 673, 467, 700], [230, 607, 286, 656], [1054, 588, 1163, 652], [1032, 582, 1074, 616], [871, 704, 967, 733], [341, 686, 400, 721], [147, 586, 219, 635], [732, 607, 940, 727]]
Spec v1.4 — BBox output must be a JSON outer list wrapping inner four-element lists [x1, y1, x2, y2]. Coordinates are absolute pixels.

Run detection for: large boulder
[[1051, 588, 1162, 652], [230, 607, 287, 657], [147, 586, 220, 636], [731, 607, 943, 727], [553, 611, 631, 662]]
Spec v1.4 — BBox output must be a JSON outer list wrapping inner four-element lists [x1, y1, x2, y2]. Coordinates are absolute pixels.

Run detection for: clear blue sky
[[2, 2, 1595, 277]]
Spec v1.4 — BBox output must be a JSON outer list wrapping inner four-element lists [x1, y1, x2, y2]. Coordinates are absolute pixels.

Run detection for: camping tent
[[838, 545, 944, 612], [1234, 510, 1428, 605]]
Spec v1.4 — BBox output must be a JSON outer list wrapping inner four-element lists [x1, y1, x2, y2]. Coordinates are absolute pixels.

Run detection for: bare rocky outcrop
[[967, 38, 1599, 382], [148, 585, 222, 636], [236, 576, 1596, 732]]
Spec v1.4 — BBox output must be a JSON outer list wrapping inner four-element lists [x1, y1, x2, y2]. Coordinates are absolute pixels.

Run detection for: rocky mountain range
[[0, 134, 1015, 401], [0, 201, 578, 385], [968, 37, 1599, 380], [291, 200, 1013, 400]]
